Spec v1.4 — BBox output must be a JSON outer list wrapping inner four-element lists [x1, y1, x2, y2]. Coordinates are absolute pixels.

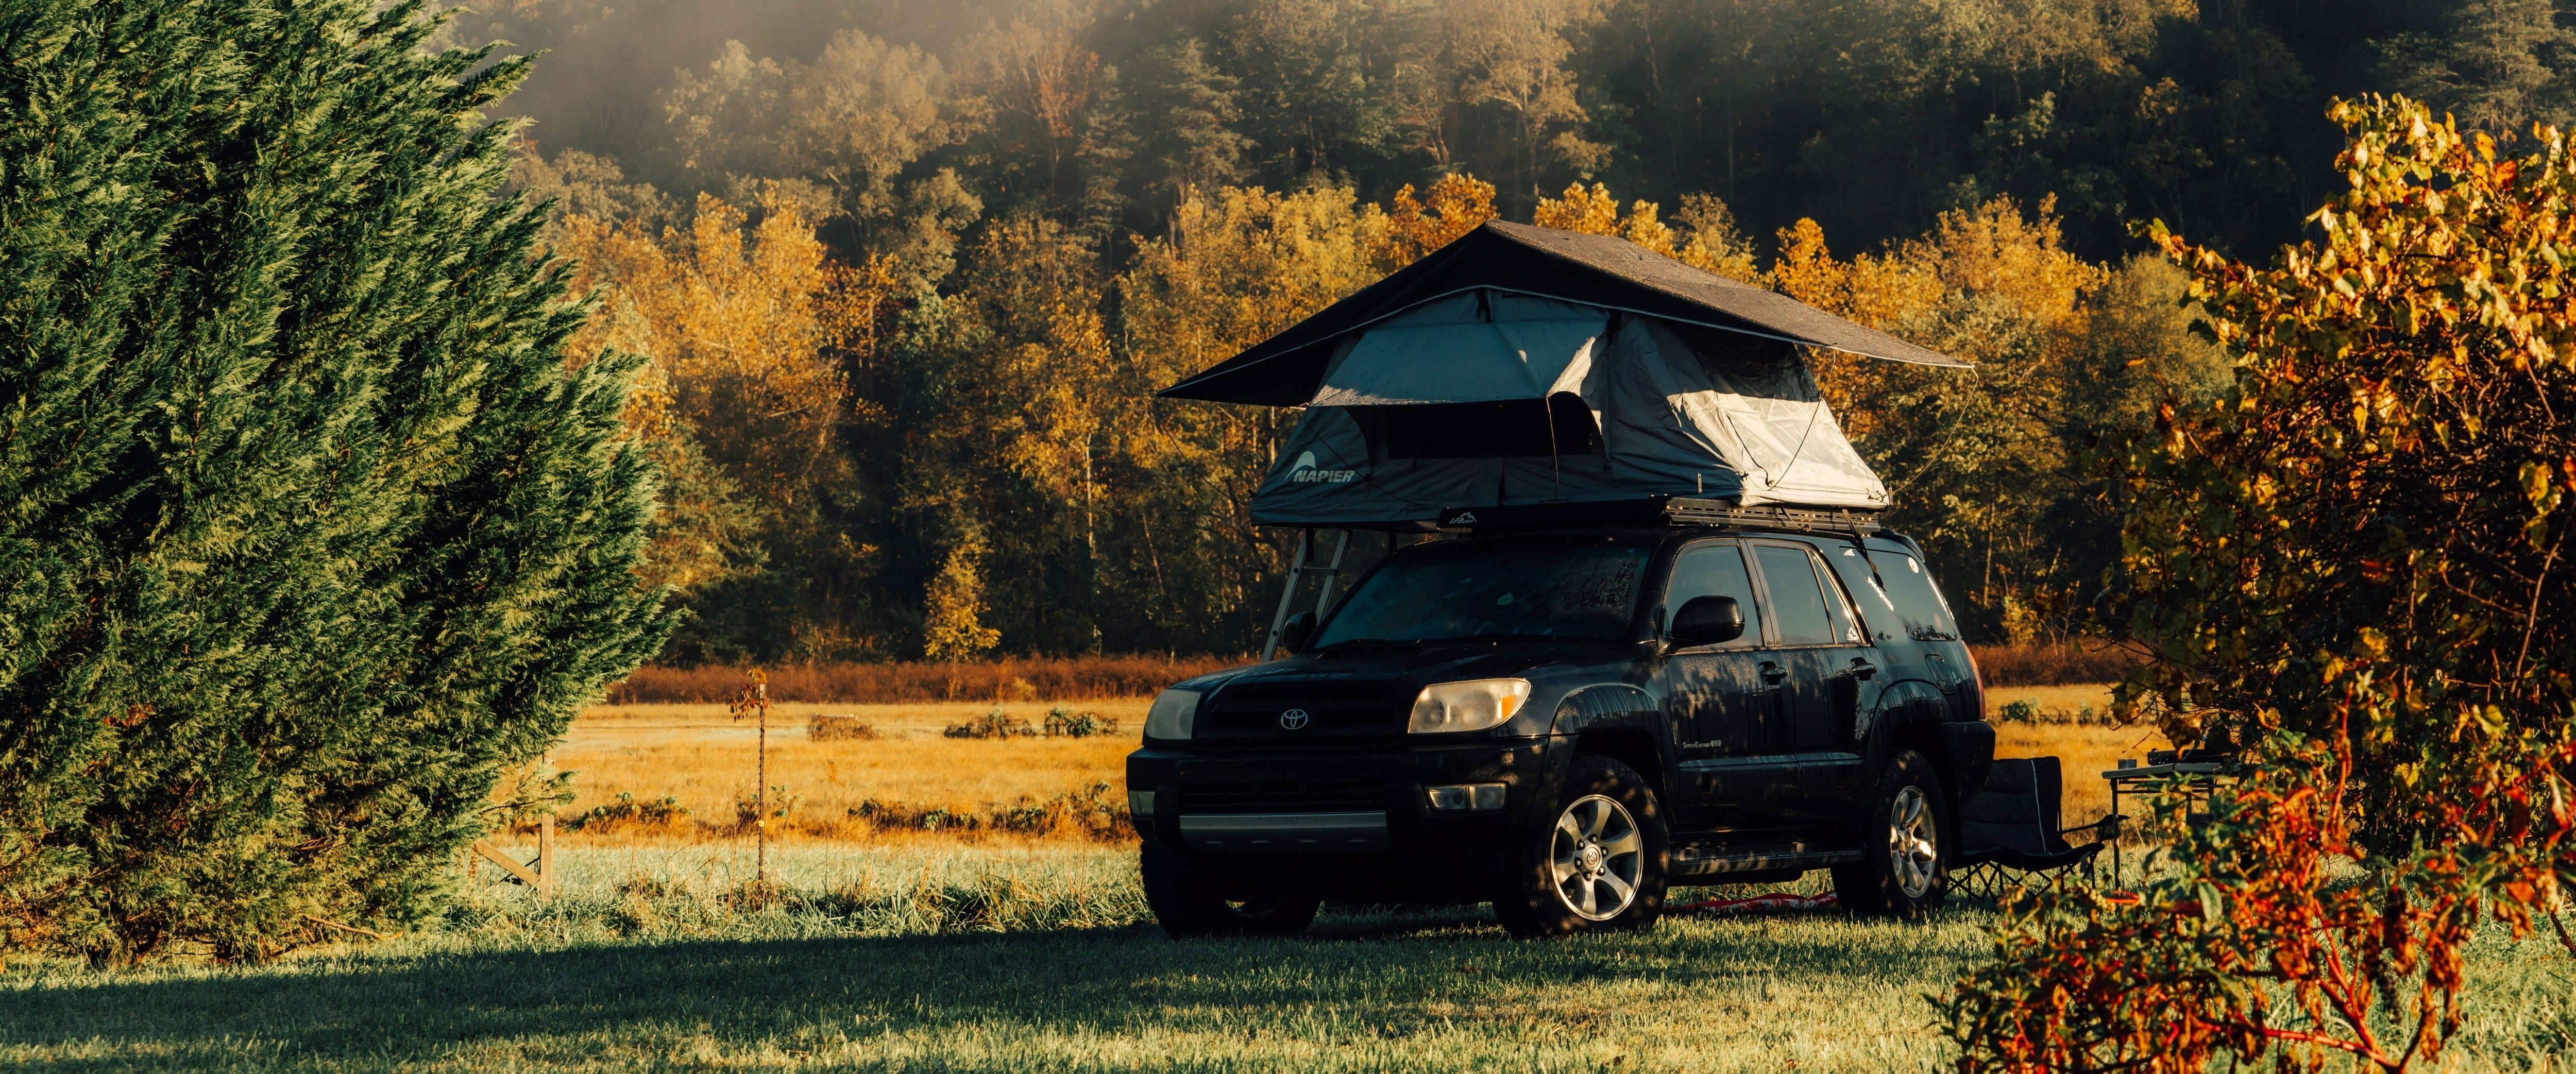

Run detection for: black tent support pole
[[1545, 397, 1562, 500], [1261, 529, 1313, 662], [1849, 512, 1889, 611]]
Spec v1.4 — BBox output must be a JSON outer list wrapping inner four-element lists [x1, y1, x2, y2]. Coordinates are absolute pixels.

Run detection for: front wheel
[[1493, 755, 1670, 938], [1140, 845, 1322, 939], [1833, 748, 1951, 918]]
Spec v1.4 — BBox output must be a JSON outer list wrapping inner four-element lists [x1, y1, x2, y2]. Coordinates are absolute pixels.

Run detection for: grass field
[[32, 684, 2512, 1072], [8, 843, 2576, 1071]]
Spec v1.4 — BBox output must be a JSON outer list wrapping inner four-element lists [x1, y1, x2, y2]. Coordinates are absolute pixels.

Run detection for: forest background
[[455, 0, 2576, 664]]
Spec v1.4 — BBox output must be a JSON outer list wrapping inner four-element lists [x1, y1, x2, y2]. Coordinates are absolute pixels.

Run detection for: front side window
[[1314, 539, 1650, 645], [1664, 542, 1762, 647]]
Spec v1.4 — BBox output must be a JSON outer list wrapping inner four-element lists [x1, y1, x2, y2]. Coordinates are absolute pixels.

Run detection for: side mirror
[[1668, 595, 1744, 647], [1279, 611, 1316, 654]]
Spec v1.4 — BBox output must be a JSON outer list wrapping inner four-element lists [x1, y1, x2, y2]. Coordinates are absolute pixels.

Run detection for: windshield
[[1313, 539, 1651, 646]]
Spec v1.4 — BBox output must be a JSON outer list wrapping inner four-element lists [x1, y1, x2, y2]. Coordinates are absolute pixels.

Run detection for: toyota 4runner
[[1125, 509, 1993, 939]]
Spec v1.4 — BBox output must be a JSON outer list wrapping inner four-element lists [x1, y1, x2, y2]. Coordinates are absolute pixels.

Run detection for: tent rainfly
[[1159, 220, 1969, 530]]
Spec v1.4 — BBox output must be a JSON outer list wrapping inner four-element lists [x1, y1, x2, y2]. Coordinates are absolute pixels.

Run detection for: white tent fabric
[[1619, 318, 1886, 507], [1250, 292, 1887, 527]]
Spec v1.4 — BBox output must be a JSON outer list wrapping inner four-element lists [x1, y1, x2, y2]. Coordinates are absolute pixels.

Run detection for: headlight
[[1143, 689, 1201, 740], [1407, 678, 1531, 734]]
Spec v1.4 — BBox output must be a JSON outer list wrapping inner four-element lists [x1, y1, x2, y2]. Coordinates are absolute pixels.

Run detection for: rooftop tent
[[1159, 220, 1968, 531]]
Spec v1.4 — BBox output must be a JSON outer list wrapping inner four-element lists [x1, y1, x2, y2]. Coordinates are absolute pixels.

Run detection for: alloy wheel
[[1550, 793, 1646, 920], [1888, 785, 1939, 898]]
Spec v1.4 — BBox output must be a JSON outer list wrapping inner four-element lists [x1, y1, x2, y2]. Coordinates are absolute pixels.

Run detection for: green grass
[[5, 845, 2575, 1071]]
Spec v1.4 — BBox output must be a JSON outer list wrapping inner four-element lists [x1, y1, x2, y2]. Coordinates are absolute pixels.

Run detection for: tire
[[1832, 748, 1952, 919], [1493, 754, 1670, 939], [1140, 845, 1323, 939]]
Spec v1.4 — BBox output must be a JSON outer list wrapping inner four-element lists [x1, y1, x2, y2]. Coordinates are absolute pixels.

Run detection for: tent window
[[1365, 394, 1600, 460]]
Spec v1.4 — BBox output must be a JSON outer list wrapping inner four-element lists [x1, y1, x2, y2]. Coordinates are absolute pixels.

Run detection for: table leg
[[2110, 782, 2122, 889]]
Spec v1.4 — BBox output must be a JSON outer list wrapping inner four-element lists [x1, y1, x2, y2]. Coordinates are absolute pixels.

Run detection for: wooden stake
[[755, 677, 769, 885], [729, 668, 773, 891], [538, 749, 555, 898]]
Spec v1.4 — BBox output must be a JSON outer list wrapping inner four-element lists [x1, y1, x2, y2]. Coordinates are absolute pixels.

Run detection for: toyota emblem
[[1278, 708, 1312, 730]]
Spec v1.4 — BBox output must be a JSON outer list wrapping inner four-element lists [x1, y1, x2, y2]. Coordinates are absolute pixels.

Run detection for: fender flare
[[1858, 679, 1948, 747], [1861, 679, 1988, 799], [1547, 683, 1666, 791]]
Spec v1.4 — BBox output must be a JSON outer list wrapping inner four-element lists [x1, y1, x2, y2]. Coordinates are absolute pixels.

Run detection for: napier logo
[[1286, 450, 1356, 484], [1277, 708, 1312, 730]]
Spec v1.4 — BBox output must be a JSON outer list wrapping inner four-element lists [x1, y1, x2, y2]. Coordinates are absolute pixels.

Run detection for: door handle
[[1758, 661, 1787, 684], [1849, 658, 1876, 681]]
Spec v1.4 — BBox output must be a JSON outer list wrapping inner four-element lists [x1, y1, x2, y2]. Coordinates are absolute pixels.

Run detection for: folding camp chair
[[1954, 756, 2117, 898]]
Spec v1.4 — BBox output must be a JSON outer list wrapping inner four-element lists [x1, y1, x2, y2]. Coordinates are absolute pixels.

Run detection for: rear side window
[[1857, 550, 1959, 641], [1753, 544, 1838, 645]]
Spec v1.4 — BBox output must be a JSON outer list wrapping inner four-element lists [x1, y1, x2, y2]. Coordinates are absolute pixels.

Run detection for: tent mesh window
[[1362, 393, 1601, 460]]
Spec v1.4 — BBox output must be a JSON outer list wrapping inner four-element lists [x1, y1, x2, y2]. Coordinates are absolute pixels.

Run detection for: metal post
[[2108, 780, 2120, 888], [1311, 530, 1351, 621], [1260, 530, 1313, 661]]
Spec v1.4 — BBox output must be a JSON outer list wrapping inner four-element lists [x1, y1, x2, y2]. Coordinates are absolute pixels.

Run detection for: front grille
[[1181, 780, 1388, 814], [1195, 679, 1406, 741]]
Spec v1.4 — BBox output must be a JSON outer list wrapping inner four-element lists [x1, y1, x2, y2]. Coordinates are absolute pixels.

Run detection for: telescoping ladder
[[1260, 529, 1349, 661]]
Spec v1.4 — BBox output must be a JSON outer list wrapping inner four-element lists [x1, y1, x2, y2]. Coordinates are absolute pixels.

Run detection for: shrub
[[572, 794, 690, 835], [943, 709, 1038, 739], [1042, 707, 1120, 737], [1966, 643, 2144, 686], [0, 1, 666, 962], [806, 715, 878, 741], [848, 782, 1133, 842], [1944, 97, 2576, 1071], [732, 786, 800, 829]]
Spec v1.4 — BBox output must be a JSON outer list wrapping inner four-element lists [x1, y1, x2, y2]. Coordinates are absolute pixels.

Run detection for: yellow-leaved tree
[[551, 191, 896, 656], [1532, 181, 1761, 281], [1765, 195, 2216, 640]]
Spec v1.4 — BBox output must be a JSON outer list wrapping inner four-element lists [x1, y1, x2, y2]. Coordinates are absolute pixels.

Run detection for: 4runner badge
[[1278, 709, 1312, 730]]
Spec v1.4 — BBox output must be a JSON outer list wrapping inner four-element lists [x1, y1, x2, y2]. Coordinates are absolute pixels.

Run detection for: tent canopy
[[1157, 220, 1964, 529], [1161, 219, 1967, 407]]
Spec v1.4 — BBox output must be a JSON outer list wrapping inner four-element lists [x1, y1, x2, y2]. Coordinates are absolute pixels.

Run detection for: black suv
[[1126, 516, 1993, 938]]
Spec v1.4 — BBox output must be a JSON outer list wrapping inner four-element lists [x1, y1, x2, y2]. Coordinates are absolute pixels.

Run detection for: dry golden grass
[[547, 702, 1146, 845], [545, 686, 2168, 848]]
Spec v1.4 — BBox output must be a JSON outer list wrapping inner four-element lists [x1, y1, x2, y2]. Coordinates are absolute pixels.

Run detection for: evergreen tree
[[0, 0, 668, 961]]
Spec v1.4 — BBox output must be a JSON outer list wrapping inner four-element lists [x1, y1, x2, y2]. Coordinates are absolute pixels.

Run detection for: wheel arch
[[1550, 684, 1666, 798], [1868, 688, 1970, 798]]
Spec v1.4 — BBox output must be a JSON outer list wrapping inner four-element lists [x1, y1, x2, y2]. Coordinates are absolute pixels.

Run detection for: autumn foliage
[[1942, 96, 2576, 1071]]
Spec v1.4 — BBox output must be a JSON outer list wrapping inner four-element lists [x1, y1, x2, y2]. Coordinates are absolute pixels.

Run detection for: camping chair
[[1953, 756, 2118, 898]]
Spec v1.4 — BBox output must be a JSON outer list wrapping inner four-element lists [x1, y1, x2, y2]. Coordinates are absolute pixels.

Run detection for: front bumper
[[1126, 737, 1556, 857]]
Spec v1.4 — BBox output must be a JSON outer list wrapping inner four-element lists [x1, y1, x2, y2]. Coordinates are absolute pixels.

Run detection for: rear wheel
[[1140, 845, 1322, 939], [1493, 755, 1669, 938], [1833, 749, 1951, 919]]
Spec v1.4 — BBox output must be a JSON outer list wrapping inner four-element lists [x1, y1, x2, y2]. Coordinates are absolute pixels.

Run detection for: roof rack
[[1663, 498, 1883, 535], [1427, 497, 1883, 536]]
